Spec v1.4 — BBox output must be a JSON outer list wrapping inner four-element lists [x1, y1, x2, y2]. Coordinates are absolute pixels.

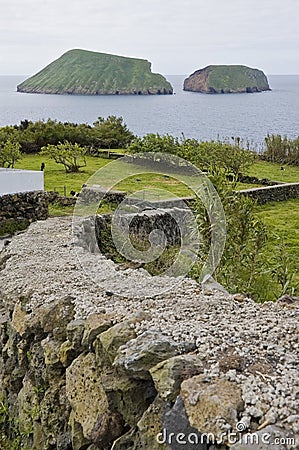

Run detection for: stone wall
[[239, 182, 299, 204], [0, 298, 201, 450], [0, 296, 295, 450], [0, 191, 50, 234], [0, 218, 297, 450], [78, 186, 126, 205], [237, 174, 282, 186], [78, 182, 299, 212], [0, 186, 127, 237], [75, 208, 189, 257]]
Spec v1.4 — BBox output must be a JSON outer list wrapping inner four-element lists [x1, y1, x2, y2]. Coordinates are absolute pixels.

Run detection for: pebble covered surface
[[0, 217, 298, 444]]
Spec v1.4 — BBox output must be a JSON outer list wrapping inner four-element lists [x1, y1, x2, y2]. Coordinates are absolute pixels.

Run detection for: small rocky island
[[17, 49, 173, 95], [184, 65, 271, 94]]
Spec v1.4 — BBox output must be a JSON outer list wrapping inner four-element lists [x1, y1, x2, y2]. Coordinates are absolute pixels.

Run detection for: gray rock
[[114, 331, 194, 380], [163, 396, 208, 450], [66, 319, 85, 347], [96, 312, 148, 363], [150, 353, 204, 402], [82, 313, 113, 347]]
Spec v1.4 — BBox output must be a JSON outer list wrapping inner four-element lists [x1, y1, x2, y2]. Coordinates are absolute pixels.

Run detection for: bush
[[128, 134, 254, 178], [6, 117, 134, 154], [128, 133, 181, 155], [15, 119, 94, 154], [191, 171, 297, 301], [263, 134, 299, 165]]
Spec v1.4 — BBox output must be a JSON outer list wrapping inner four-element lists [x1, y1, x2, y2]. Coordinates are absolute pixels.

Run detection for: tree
[[0, 117, 133, 155], [0, 126, 20, 146], [128, 133, 181, 155], [0, 140, 22, 168], [93, 116, 134, 149], [13, 119, 95, 154], [40, 142, 87, 173]]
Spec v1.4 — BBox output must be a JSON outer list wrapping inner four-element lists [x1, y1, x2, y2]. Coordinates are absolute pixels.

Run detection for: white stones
[[1, 216, 299, 442]]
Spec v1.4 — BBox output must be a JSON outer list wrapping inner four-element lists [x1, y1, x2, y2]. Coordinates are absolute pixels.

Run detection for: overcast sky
[[0, 0, 298, 76]]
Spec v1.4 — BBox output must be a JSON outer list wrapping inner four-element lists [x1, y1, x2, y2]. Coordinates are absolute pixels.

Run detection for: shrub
[[263, 134, 299, 165], [93, 116, 135, 150], [128, 134, 254, 178], [191, 171, 297, 301]]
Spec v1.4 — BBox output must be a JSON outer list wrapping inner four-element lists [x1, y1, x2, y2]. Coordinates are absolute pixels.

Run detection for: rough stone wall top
[[0, 218, 298, 449]]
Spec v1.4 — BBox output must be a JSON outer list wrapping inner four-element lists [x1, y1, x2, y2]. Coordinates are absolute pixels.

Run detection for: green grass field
[[15, 154, 194, 198], [15, 154, 299, 212], [255, 199, 299, 285], [236, 161, 299, 190], [248, 160, 299, 183], [15, 154, 109, 195], [16, 155, 299, 196]]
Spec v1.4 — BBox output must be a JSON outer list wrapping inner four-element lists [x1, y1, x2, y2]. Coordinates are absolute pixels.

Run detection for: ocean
[[1, 74, 299, 149]]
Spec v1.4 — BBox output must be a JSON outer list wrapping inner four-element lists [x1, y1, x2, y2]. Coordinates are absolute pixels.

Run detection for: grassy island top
[[184, 64, 270, 93], [208, 65, 270, 91], [17, 49, 173, 95]]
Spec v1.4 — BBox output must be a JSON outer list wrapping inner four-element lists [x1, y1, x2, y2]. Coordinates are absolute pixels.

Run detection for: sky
[[0, 0, 298, 76]]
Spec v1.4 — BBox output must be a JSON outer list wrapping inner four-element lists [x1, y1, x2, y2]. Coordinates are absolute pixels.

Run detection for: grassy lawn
[[15, 154, 109, 196], [248, 160, 299, 183], [16, 155, 299, 197], [255, 199, 299, 286], [17, 154, 194, 216], [16, 154, 194, 198], [114, 174, 192, 198]]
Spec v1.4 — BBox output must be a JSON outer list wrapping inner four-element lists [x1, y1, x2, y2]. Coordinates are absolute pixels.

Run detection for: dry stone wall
[[1, 298, 296, 450], [0, 218, 298, 450], [0, 191, 49, 233], [239, 182, 299, 204], [1, 179, 298, 238]]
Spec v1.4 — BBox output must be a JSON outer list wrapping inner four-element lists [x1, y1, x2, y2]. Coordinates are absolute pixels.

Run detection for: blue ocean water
[[0, 74, 299, 149]]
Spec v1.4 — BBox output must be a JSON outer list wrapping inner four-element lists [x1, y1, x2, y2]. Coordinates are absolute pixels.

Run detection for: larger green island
[[17, 49, 173, 95], [183, 65, 271, 94]]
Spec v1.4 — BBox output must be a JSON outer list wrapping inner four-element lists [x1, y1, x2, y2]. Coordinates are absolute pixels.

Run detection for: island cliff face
[[17, 49, 173, 95], [183, 65, 270, 94]]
